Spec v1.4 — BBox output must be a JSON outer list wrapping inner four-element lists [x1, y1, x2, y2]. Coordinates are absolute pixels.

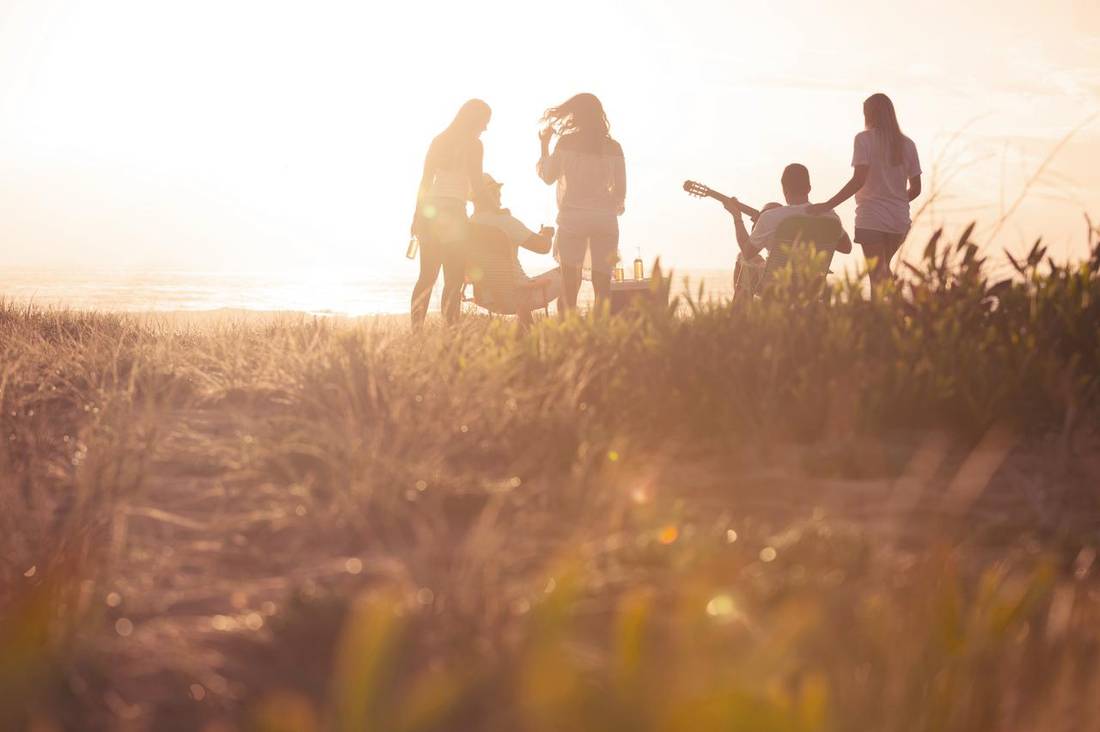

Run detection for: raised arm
[[726, 198, 761, 258], [536, 127, 561, 185]]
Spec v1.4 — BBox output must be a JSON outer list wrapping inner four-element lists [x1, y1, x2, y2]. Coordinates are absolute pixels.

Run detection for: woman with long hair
[[808, 93, 921, 295], [537, 93, 626, 312], [410, 98, 491, 327]]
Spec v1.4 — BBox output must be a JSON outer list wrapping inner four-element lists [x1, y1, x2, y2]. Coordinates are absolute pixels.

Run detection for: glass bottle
[[614, 263, 625, 282], [406, 236, 419, 260], [633, 248, 644, 280]]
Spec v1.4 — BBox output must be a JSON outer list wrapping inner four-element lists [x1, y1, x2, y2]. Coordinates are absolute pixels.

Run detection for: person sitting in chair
[[726, 164, 852, 300], [468, 173, 562, 327]]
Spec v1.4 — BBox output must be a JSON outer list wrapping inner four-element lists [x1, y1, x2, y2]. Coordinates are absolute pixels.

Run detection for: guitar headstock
[[683, 180, 713, 199]]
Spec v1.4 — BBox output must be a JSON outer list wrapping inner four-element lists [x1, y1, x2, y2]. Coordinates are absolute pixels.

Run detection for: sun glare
[[3, 3, 1100, 729], [0, 0, 1096, 291]]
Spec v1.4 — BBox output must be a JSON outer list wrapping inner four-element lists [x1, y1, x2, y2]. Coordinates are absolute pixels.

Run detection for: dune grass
[[2, 227, 1100, 731]]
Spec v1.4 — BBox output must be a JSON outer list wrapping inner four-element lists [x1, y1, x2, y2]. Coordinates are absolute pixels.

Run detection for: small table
[[610, 279, 665, 314]]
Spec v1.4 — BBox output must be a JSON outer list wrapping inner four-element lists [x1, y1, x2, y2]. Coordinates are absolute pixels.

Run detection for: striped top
[[465, 221, 524, 312], [469, 210, 535, 285], [467, 211, 556, 312], [421, 133, 482, 204], [427, 169, 470, 202], [537, 134, 626, 215]]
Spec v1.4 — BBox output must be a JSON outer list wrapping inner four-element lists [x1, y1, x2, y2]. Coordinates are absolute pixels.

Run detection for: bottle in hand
[[406, 236, 419, 260]]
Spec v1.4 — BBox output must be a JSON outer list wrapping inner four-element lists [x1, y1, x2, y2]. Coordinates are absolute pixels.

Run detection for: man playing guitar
[[725, 164, 851, 265], [684, 164, 852, 301], [682, 180, 771, 299]]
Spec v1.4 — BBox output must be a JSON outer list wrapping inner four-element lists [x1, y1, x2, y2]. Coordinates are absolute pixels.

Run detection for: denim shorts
[[854, 228, 907, 249], [555, 209, 619, 274]]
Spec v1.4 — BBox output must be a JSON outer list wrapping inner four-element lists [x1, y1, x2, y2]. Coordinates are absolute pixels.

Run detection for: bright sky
[[1, 0, 1097, 277]]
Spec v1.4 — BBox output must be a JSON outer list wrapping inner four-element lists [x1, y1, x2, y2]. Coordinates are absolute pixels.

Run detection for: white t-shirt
[[747, 203, 845, 257], [470, 209, 536, 283], [852, 129, 921, 234]]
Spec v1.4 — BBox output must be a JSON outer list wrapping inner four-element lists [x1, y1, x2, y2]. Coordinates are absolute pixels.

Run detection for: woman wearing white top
[[808, 93, 922, 295], [410, 99, 490, 327], [537, 93, 626, 313]]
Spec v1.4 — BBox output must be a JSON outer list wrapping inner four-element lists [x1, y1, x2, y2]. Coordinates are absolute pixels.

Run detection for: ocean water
[[2, 268, 735, 315]]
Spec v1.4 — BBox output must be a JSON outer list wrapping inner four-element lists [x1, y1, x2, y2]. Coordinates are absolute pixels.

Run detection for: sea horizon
[[1, 266, 737, 316]]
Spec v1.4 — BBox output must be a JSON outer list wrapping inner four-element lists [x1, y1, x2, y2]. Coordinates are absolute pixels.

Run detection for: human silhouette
[[807, 93, 922, 295], [726, 164, 852, 301], [468, 173, 559, 329], [410, 99, 491, 327], [536, 93, 626, 313]]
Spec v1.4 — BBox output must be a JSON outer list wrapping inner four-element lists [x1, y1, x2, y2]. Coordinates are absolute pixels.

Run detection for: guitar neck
[[708, 192, 761, 222]]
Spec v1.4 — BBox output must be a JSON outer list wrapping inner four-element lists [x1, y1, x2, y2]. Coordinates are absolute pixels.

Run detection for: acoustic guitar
[[682, 180, 761, 222]]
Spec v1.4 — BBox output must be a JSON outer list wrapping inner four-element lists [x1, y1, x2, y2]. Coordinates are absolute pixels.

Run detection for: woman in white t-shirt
[[809, 93, 921, 295]]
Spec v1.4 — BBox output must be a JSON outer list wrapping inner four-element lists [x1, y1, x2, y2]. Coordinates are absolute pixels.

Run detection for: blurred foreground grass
[[2, 228, 1100, 731]]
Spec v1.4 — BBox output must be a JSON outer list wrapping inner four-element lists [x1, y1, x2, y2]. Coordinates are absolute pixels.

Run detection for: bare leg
[[515, 289, 534, 331], [861, 242, 882, 297], [559, 264, 582, 315], [410, 238, 442, 329], [863, 242, 898, 297], [440, 241, 466, 325], [591, 270, 612, 311], [880, 240, 901, 287], [522, 270, 561, 325]]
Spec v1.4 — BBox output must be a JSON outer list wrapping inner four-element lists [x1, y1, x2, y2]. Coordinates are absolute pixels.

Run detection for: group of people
[[409, 93, 625, 328], [409, 91, 921, 327]]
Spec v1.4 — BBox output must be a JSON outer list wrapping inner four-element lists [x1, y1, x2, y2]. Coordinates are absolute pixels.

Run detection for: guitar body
[[733, 251, 767, 304]]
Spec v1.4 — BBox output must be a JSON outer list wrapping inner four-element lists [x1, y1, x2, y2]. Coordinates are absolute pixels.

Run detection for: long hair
[[442, 98, 492, 140], [433, 98, 490, 170], [864, 93, 905, 166], [542, 93, 611, 140]]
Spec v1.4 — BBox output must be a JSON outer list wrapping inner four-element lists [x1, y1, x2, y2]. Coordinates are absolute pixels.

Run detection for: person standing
[[410, 99, 491, 327], [537, 93, 626, 312], [807, 93, 921, 295]]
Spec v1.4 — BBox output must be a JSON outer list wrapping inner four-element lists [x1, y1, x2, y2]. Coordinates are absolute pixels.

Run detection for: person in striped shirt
[[469, 174, 561, 327]]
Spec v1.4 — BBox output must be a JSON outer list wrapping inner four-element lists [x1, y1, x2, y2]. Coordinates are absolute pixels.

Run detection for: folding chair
[[750, 215, 844, 300], [463, 223, 555, 317]]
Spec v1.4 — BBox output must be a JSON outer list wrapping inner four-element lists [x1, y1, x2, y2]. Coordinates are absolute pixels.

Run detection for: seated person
[[725, 163, 852, 298], [468, 173, 561, 326], [731, 201, 781, 301]]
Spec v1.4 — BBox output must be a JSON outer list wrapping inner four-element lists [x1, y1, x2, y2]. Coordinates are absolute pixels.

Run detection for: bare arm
[[536, 128, 560, 185], [728, 200, 760, 258], [907, 175, 922, 202], [612, 148, 626, 215], [835, 229, 853, 254], [820, 164, 869, 210], [521, 230, 553, 255]]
